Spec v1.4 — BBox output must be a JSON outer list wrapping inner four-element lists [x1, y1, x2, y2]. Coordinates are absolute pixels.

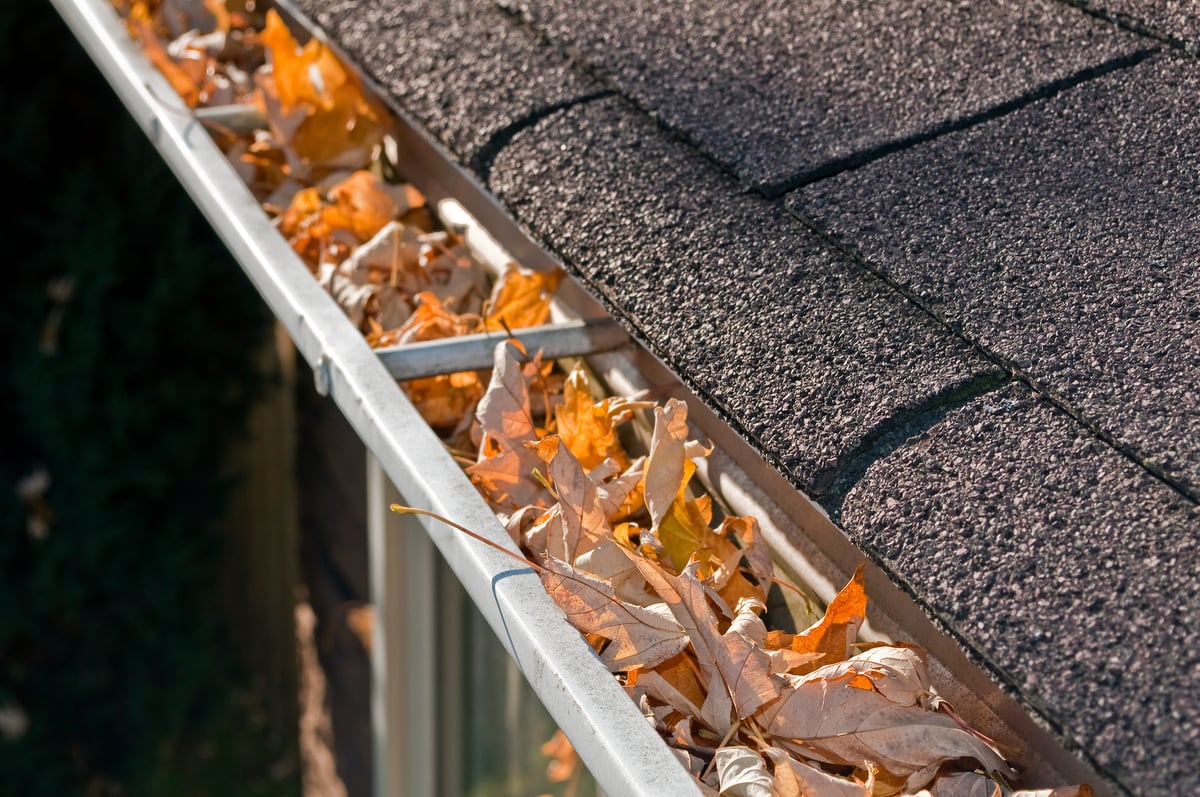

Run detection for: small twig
[[655, 723, 716, 763], [699, 718, 743, 782]]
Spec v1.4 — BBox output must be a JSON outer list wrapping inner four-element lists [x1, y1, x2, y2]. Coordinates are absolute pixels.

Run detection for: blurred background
[[0, 1, 300, 794]]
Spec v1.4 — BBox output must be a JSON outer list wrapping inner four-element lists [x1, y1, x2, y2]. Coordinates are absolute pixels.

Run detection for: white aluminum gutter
[[46, 1, 702, 794]]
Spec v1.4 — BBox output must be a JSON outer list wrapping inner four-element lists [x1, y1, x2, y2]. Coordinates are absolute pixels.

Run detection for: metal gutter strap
[[376, 318, 629, 379], [46, 1, 701, 794]]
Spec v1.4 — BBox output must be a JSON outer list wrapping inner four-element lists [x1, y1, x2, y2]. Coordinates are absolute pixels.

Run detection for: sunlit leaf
[[764, 747, 874, 797], [484, 265, 565, 331], [713, 746, 772, 797], [765, 565, 867, 675], [259, 9, 386, 177], [532, 436, 609, 562], [540, 555, 689, 671], [759, 668, 1012, 792]]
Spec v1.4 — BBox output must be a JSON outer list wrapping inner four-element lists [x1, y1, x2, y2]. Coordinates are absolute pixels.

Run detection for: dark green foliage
[[0, 2, 292, 794]]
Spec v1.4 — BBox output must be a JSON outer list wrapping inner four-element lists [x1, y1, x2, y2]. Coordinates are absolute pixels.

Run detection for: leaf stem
[[389, 503, 548, 574]]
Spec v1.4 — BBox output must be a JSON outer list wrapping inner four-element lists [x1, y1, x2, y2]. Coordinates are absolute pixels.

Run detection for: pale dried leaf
[[474, 341, 536, 447], [540, 555, 689, 671], [593, 457, 647, 522], [919, 770, 1001, 797], [533, 436, 609, 563], [633, 666, 705, 722], [764, 747, 873, 797], [574, 538, 654, 605], [644, 399, 691, 530], [503, 504, 547, 547], [317, 261, 377, 328], [713, 746, 773, 797], [466, 448, 549, 514], [760, 671, 1012, 790], [633, 557, 779, 731], [814, 645, 933, 708], [467, 342, 549, 510]]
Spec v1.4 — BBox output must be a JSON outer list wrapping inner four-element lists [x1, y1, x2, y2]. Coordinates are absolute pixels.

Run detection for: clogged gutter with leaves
[[113, 2, 1094, 795]]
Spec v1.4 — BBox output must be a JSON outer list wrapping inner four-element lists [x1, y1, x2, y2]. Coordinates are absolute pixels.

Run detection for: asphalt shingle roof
[[789, 51, 1200, 498], [840, 383, 1200, 791], [287, 1, 1200, 794], [1077, 0, 1200, 49], [307, 0, 600, 161], [498, 0, 1148, 193]]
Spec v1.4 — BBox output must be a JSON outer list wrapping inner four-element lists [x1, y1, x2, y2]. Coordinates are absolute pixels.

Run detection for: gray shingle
[[1077, 0, 1200, 49], [790, 52, 1200, 499], [487, 96, 1001, 495], [840, 383, 1200, 797], [499, 0, 1145, 191]]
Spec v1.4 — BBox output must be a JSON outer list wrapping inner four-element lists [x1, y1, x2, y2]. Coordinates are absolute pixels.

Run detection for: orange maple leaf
[[484, 265, 564, 331], [258, 9, 386, 178], [765, 564, 867, 674]]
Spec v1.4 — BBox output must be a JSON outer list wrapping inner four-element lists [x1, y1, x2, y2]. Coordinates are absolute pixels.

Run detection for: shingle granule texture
[[498, 0, 1144, 191], [286, 0, 600, 162], [791, 53, 1200, 500], [1079, 0, 1200, 48], [840, 384, 1200, 797], [486, 97, 1002, 495]]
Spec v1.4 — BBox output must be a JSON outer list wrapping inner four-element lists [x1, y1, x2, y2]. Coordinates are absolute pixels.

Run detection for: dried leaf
[[813, 644, 933, 709], [644, 399, 692, 531], [326, 170, 416, 242], [593, 456, 647, 523], [345, 604, 373, 653], [130, 17, 203, 106], [532, 436, 610, 562], [484, 265, 564, 331], [540, 728, 579, 784], [467, 342, 552, 511], [921, 771, 1001, 797], [720, 515, 774, 595], [764, 747, 874, 797], [765, 565, 867, 675], [713, 746, 773, 797], [573, 537, 652, 605], [554, 364, 648, 471], [632, 652, 707, 721], [633, 558, 779, 732], [259, 9, 385, 178], [759, 669, 1012, 791], [540, 555, 689, 671]]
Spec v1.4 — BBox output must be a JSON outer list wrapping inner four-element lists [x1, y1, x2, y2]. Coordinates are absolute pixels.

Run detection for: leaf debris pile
[[426, 342, 1092, 797], [115, 3, 1096, 795], [118, 0, 565, 435]]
